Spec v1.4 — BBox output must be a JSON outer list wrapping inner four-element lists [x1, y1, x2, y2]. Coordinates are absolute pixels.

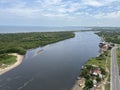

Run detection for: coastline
[[0, 53, 24, 75]]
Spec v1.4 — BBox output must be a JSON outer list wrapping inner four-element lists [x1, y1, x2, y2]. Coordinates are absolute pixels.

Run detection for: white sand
[[0, 53, 24, 75]]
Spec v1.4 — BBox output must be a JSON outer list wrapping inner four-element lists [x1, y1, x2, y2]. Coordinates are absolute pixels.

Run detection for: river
[[0, 32, 100, 90]]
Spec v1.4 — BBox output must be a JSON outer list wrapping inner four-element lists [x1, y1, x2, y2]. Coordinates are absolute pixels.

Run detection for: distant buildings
[[99, 42, 113, 54]]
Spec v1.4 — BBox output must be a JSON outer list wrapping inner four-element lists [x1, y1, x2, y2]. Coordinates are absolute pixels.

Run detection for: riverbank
[[0, 53, 23, 75], [72, 38, 112, 90], [0, 32, 101, 90], [0, 32, 75, 55], [0, 31, 74, 75], [72, 78, 85, 90]]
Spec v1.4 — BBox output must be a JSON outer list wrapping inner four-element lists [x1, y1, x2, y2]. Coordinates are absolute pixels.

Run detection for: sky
[[0, 0, 120, 27]]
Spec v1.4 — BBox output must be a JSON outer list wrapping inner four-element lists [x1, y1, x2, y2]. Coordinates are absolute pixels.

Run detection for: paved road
[[111, 47, 120, 90]]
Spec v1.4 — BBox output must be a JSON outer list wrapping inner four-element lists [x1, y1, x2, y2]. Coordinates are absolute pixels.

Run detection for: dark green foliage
[[96, 55, 105, 60], [85, 74, 90, 80], [96, 75, 101, 82], [81, 65, 106, 89], [81, 69, 88, 77], [86, 65, 94, 70], [0, 31, 75, 55], [104, 51, 108, 56], [4, 47, 26, 55], [81, 68, 91, 79], [96, 31, 120, 44], [0, 54, 16, 66], [85, 79, 93, 89], [100, 67, 106, 75], [0, 31, 74, 65]]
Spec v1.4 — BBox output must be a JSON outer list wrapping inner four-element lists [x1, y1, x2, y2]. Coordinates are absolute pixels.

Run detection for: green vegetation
[[84, 79, 93, 89], [81, 65, 103, 89], [106, 83, 110, 90], [0, 31, 75, 67], [83, 49, 110, 89], [116, 49, 120, 75], [0, 54, 16, 68], [96, 31, 120, 44], [96, 31, 114, 90], [0, 31, 75, 55], [96, 31, 120, 90], [86, 55, 107, 70], [105, 52, 111, 90]]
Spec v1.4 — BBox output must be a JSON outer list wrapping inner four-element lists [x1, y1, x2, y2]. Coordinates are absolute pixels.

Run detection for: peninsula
[[0, 31, 75, 74]]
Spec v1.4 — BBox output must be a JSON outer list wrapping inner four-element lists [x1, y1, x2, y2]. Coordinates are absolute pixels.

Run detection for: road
[[111, 47, 120, 90]]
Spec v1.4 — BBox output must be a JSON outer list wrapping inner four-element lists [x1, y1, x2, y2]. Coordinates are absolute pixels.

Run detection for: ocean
[[0, 26, 91, 33]]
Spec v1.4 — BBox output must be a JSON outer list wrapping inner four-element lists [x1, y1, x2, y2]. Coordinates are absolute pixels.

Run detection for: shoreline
[[72, 37, 109, 90], [0, 53, 24, 75], [71, 78, 85, 90]]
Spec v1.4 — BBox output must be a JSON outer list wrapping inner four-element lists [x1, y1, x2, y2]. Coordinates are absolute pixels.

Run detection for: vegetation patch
[[81, 64, 106, 89], [81, 50, 110, 89], [0, 31, 75, 55], [0, 54, 16, 68], [96, 31, 120, 44], [95, 31, 119, 90], [80, 31, 112, 89], [0, 31, 75, 67], [116, 49, 120, 75]]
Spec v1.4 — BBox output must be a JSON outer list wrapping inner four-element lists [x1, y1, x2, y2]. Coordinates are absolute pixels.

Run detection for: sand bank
[[0, 53, 24, 75]]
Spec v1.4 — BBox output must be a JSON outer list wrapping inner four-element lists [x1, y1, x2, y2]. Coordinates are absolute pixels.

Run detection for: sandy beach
[[71, 78, 85, 90], [0, 53, 24, 75]]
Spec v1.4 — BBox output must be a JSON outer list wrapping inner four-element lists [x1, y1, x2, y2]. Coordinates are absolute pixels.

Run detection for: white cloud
[[0, 0, 120, 18], [93, 11, 120, 19], [0, 0, 120, 26], [104, 11, 120, 18], [82, 0, 103, 7], [81, 0, 120, 7]]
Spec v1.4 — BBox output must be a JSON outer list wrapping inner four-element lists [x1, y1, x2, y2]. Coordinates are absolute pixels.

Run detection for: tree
[[86, 65, 94, 71], [80, 69, 88, 77], [85, 79, 93, 88], [96, 75, 101, 82], [100, 68, 106, 75], [84, 74, 90, 80]]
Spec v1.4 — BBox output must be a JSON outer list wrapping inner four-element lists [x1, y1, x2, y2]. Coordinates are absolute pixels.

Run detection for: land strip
[[0, 53, 23, 75], [0, 31, 75, 75]]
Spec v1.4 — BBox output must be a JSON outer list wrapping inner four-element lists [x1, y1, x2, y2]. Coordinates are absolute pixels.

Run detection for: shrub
[[85, 79, 93, 88]]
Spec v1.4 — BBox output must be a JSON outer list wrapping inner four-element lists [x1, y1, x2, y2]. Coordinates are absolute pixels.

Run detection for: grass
[[0, 54, 17, 68], [105, 83, 110, 90], [86, 50, 111, 90], [116, 49, 120, 75], [105, 51, 111, 90], [86, 57, 106, 70]]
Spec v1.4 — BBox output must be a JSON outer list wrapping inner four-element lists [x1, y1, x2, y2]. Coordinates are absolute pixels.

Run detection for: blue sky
[[0, 0, 120, 27]]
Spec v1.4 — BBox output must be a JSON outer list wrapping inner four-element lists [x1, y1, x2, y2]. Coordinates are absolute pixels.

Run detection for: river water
[[0, 32, 100, 90]]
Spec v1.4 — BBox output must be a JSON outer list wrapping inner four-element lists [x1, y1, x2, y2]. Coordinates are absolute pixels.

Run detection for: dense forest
[[0, 31, 75, 66], [96, 31, 120, 44], [0, 31, 75, 55]]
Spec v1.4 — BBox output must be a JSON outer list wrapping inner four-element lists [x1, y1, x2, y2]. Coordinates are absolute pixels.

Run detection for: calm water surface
[[0, 26, 91, 33], [0, 32, 100, 90]]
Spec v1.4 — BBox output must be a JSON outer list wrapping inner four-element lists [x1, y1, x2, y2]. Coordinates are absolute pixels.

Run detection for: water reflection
[[0, 32, 100, 90]]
